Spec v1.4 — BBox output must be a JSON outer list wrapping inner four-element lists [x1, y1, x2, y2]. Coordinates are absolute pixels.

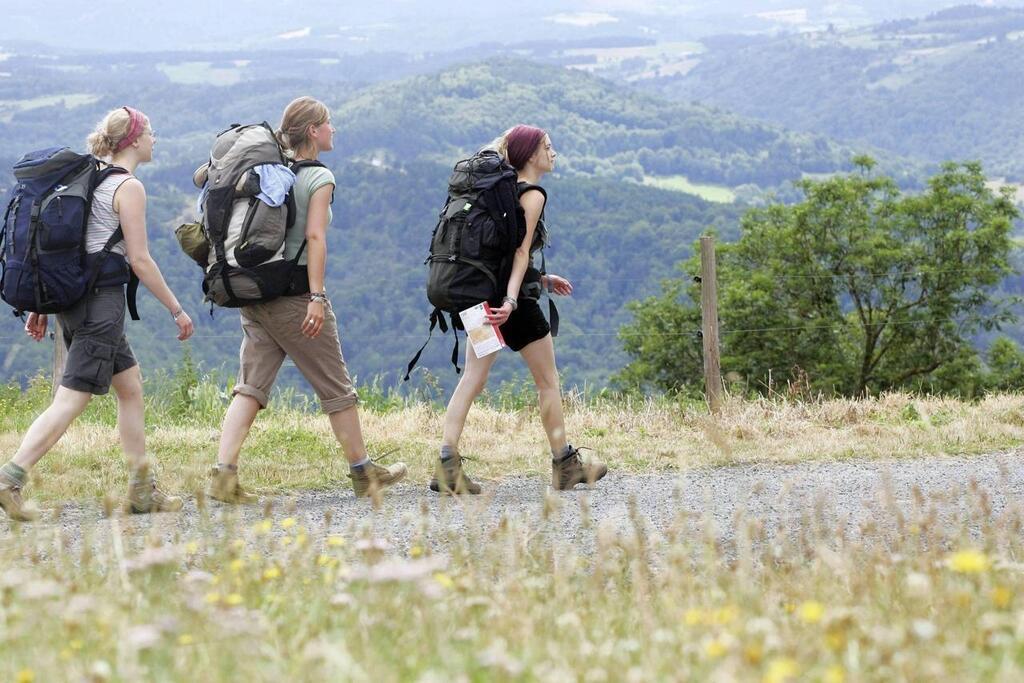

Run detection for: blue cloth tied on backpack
[[195, 164, 296, 214]]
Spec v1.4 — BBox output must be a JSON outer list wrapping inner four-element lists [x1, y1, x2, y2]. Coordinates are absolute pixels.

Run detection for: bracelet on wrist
[[171, 306, 184, 320], [502, 296, 518, 311], [309, 292, 329, 304]]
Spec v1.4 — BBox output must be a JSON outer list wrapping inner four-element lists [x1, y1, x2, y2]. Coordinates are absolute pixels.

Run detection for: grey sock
[[350, 455, 370, 470], [439, 445, 457, 462], [0, 461, 27, 488], [553, 445, 573, 462], [217, 463, 238, 473]]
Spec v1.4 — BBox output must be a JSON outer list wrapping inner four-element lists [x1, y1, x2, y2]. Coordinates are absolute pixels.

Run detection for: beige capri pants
[[233, 295, 359, 414]]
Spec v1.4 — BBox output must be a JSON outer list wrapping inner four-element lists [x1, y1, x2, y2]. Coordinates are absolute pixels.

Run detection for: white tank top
[[86, 173, 134, 257]]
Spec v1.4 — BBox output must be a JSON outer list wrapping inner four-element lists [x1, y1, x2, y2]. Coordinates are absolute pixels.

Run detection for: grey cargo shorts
[[56, 286, 138, 395]]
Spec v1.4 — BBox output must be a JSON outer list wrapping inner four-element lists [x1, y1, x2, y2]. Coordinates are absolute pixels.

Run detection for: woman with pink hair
[[431, 125, 608, 495]]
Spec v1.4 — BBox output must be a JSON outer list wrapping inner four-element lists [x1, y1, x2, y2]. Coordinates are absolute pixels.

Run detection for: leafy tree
[[618, 159, 1020, 396]]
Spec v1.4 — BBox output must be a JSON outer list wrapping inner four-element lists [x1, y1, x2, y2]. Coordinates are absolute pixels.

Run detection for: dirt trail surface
[[16, 451, 1022, 554]]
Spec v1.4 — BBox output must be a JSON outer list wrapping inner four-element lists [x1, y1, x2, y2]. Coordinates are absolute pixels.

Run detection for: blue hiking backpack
[[1, 147, 137, 317]]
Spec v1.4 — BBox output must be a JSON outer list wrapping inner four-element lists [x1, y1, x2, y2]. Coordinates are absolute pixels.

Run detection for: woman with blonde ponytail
[[208, 96, 406, 503], [0, 107, 194, 521]]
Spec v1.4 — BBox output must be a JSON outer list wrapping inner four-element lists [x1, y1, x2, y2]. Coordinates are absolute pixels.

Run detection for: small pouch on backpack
[[175, 222, 210, 266]]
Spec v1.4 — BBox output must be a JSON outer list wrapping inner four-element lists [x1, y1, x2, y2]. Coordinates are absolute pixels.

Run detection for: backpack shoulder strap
[[517, 182, 547, 202]]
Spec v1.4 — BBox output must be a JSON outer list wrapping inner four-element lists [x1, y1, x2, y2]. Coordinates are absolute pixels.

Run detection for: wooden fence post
[[52, 317, 65, 397], [700, 236, 724, 413]]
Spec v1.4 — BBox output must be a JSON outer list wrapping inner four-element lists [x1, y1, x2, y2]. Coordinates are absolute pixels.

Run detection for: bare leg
[[111, 365, 147, 470], [441, 343, 500, 449], [518, 334, 568, 453], [11, 387, 93, 470], [216, 394, 261, 467], [328, 406, 368, 465]]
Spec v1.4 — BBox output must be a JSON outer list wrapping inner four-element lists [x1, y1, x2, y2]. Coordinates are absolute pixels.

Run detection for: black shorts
[[57, 286, 138, 395], [498, 298, 551, 352]]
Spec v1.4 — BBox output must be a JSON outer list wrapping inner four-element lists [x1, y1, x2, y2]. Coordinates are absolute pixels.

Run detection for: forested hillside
[[629, 6, 1024, 183]]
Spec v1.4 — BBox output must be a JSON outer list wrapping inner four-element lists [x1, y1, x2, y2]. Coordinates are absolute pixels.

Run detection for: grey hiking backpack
[[188, 122, 323, 308]]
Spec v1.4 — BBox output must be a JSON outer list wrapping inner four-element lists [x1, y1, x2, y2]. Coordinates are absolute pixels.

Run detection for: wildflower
[[280, 517, 297, 530], [16, 669, 35, 683], [714, 605, 739, 625], [185, 541, 200, 554], [230, 558, 245, 573], [253, 519, 273, 535], [231, 539, 245, 551], [317, 554, 333, 567], [434, 572, 455, 589], [70, 639, 84, 651], [991, 585, 1012, 609], [684, 608, 704, 626], [824, 666, 845, 683], [295, 533, 308, 547], [798, 601, 825, 624], [60, 649, 72, 661], [743, 643, 764, 664], [263, 567, 281, 581], [281, 537, 293, 546], [327, 536, 346, 548], [763, 657, 799, 683], [947, 549, 991, 574], [204, 592, 221, 604], [178, 634, 194, 646], [704, 638, 728, 659], [409, 545, 424, 558], [225, 593, 244, 606]]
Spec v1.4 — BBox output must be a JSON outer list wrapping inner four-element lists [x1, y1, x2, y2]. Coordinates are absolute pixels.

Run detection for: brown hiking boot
[[0, 483, 40, 522], [552, 447, 608, 490], [208, 466, 259, 505], [128, 467, 184, 514], [349, 459, 408, 498], [429, 454, 482, 495]]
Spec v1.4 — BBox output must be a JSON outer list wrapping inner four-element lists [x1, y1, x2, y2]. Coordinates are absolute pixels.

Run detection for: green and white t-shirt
[[284, 165, 335, 266]]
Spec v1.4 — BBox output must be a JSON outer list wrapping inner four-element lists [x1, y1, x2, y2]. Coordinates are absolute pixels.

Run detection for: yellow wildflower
[[434, 572, 455, 589], [409, 545, 424, 558], [992, 586, 1012, 609], [280, 517, 297, 530], [295, 533, 308, 547], [59, 649, 72, 661], [764, 657, 799, 683], [714, 605, 739, 625], [704, 638, 728, 659], [824, 666, 846, 683], [327, 536, 346, 547], [684, 608, 704, 626], [230, 558, 245, 573], [947, 549, 991, 574], [178, 634, 194, 646], [225, 593, 244, 606], [253, 519, 273, 535], [231, 539, 245, 550], [185, 541, 200, 554], [70, 639, 83, 651], [743, 643, 764, 665], [798, 601, 825, 624], [16, 670, 35, 683], [263, 567, 281, 581], [281, 537, 293, 546], [204, 592, 221, 604], [317, 554, 333, 567]]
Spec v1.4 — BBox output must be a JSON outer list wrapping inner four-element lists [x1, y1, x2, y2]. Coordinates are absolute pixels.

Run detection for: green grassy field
[[642, 175, 737, 203]]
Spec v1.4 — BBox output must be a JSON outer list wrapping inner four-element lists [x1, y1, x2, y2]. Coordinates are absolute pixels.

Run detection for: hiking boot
[[349, 459, 408, 498], [552, 447, 608, 490], [128, 472, 184, 514], [0, 483, 40, 522], [429, 454, 482, 495], [208, 466, 259, 505]]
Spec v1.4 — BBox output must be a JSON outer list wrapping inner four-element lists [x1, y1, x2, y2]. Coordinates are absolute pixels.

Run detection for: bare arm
[[299, 183, 334, 338], [115, 179, 194, 340]]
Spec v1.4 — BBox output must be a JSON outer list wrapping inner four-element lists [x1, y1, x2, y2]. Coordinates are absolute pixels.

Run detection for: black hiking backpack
[[404, 149, 525, 380]]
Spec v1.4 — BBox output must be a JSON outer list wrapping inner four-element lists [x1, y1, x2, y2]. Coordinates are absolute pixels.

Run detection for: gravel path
[[30, 450, 1024, 556]]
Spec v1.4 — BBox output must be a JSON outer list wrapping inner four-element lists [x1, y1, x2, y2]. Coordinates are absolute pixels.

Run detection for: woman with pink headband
[[431, 124, 608, 494], [0, 106, 195, 521]]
